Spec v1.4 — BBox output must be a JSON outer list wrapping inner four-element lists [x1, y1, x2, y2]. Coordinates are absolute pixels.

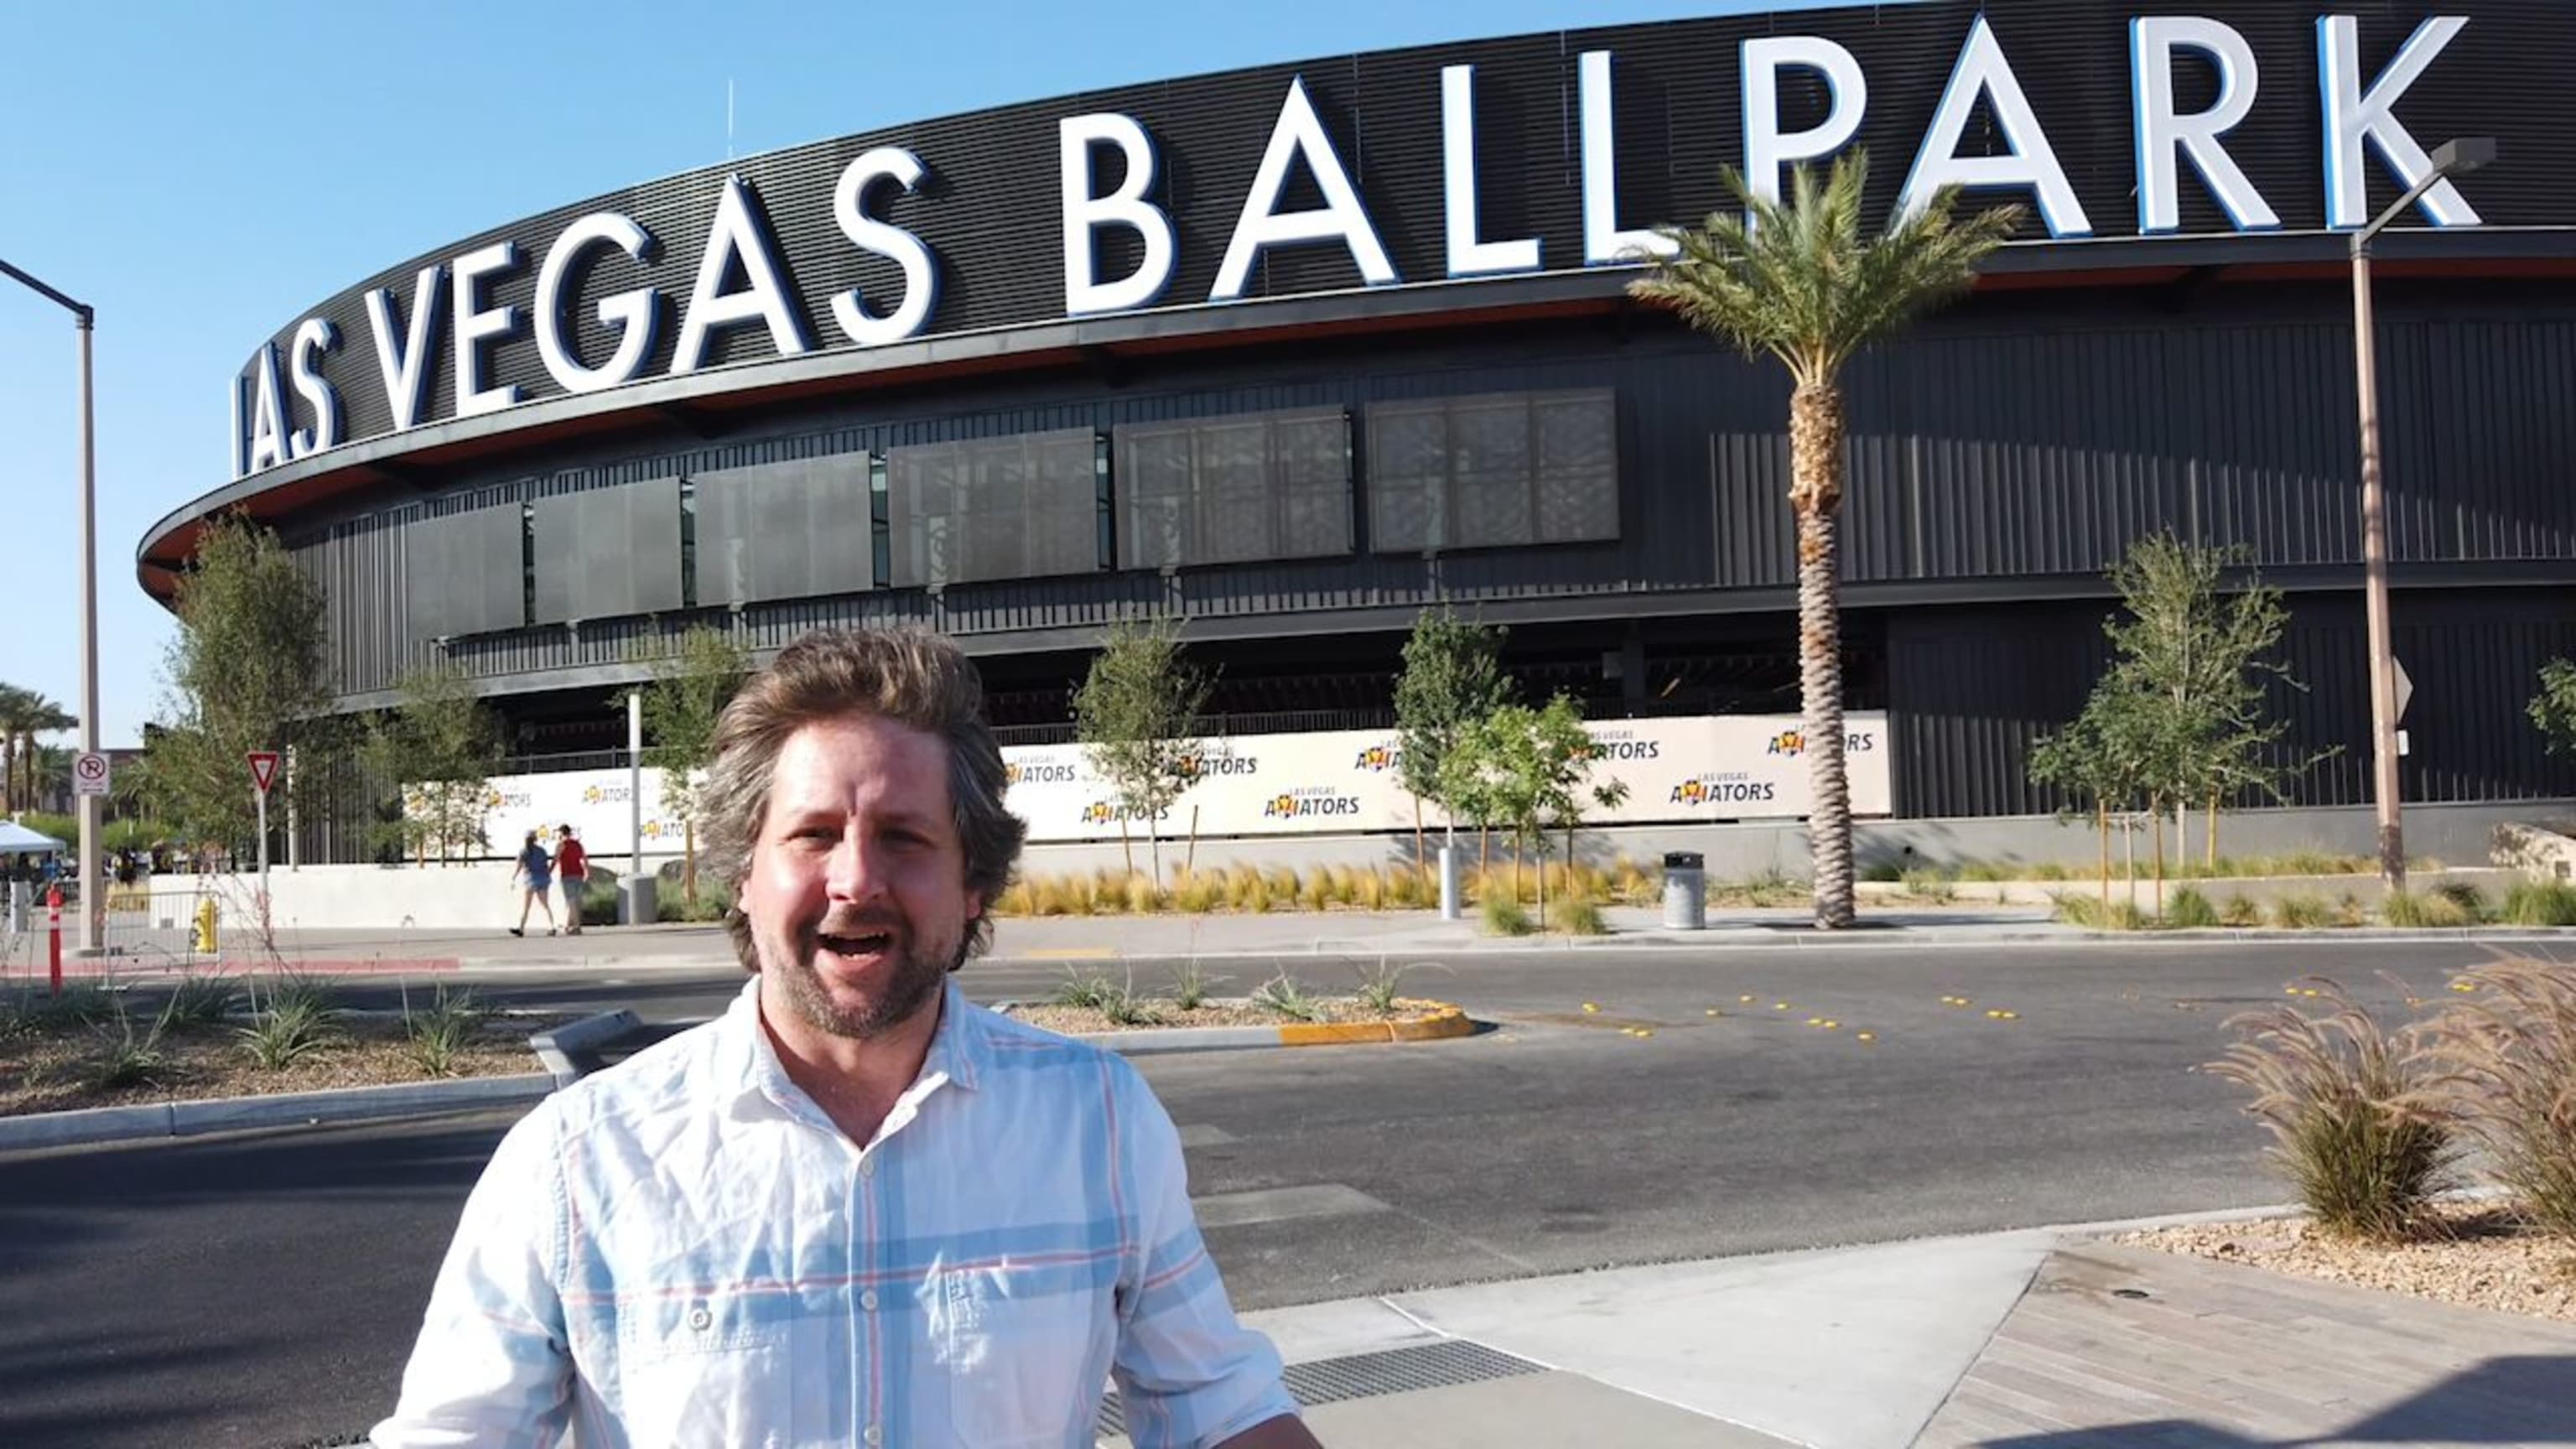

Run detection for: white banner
[[451, 767, 683, 861], [1002, 713, 1889, 844], [448, 712, 1893, 854]]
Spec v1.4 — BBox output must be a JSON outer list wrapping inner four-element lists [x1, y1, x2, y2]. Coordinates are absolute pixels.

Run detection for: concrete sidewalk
[[1166, 1214, 2576, 1448]]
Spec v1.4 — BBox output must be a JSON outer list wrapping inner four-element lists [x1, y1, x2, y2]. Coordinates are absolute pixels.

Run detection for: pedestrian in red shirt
[[554, 825, 589, 936]]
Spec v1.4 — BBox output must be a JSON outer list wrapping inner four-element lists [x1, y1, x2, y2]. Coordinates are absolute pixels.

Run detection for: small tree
[[1439, 696, 1627, 926], [2029, 683, 2172, 911], [1072, 616, 1213, 880], [641, 624, 750, 906], [1393, 606, 1512, 870], [365, 662, 502, 864], [140, 512, 342, 862], [2531, 658, 2576, 756]]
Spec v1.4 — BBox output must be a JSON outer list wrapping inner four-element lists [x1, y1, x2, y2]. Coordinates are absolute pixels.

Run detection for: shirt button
[[858, 1156, 877, 1179], [860, 1290, 880, 1312], [686, 1306, 711, 1332], [864, 1427, 882, 1446]]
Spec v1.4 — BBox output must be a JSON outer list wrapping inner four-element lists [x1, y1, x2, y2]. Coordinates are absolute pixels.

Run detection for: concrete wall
[[140, 798, 2571, 931]]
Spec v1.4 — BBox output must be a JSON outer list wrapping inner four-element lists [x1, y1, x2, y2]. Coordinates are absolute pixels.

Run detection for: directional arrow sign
[[247, 751, 283, 795], [2392, 657, 2413, 723]]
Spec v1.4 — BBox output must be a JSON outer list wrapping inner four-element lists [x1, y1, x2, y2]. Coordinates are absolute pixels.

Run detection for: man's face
[[740, 714, 983, 1041]]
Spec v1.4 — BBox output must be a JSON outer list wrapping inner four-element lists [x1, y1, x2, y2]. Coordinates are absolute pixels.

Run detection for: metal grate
[[1096, 1338, 1544, 1438]]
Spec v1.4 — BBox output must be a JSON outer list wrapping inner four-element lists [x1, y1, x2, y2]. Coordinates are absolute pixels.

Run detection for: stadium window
[[1112, 407, 1353, 569], [1364, 390, 1619, 553]]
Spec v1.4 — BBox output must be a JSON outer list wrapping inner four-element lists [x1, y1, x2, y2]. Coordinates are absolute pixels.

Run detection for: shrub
[[2410, 958, 2576, 1239], [2207, 982, 2453, 1240], [1298, 869, 1333, 912], [994, 879, 1036, 917], [1251, 971, 1322, 1023], [1053, 969, 1113, 1011], [237, 999, 338, 1071], [1265, 866, 1301, 904], [1384, 865, 1425, 909], [2433, 880, 2490, 923], [1479, 892, 1533, 937], [1353, 959, 1408, 1014], [1546, 896, 1607, 935], [1860, 860, 1904, 883], [1901, 869, 1955, 903], [91, 1010, 168, 1090], [1171, 960, 1220, 1011], [1172, 870, 1221, 914], [1063, 875, 1098, 917], [1324, 865, 1359, 907], [2164, 886, 2219, 929], [1242, 870, 1274, 914], [2502, 880, 2576, 927], [2269, 893, 2334, 930], [657, 884, 733, 922], [1958, 860, 2016, 884], [1352, 867, 1386, 911], [6, 980, 121, 1036], [404, 986, 487, 1078], [583, 879, 621, 927], [2054, 892, 2147, 930], [2028, 861, 2071, 882], [2382, 888, 2471, 930], [156, 972, 238, 1031], [251, 972, 342, 1025], [1613, 856, 1654, 903], [1123, 872, 1162, 915], [2221, 893, 2262, 928]]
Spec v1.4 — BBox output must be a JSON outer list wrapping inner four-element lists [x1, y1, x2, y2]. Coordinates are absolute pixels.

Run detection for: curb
[[0, 1009, 640, 1155], [0, 1072, 554, 1153], [1046, 1000, 1478, 1056], [527, 1009, 641, 1085]]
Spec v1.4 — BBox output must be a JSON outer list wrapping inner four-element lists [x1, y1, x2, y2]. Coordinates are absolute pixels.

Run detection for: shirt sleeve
[[371, 1098, 576, 1447], [1108, 1066, 1302, 1449]]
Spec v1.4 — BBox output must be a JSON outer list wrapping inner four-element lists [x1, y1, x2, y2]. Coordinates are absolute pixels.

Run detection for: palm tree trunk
[[1791, 383, 1855, 929]]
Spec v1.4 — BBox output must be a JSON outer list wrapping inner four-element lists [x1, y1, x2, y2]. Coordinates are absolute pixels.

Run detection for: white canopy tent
[[0, 821, 68, 855]]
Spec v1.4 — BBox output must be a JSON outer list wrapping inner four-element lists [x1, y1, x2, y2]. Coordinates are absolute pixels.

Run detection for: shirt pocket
[[940, 1266, 1109, 1448], [614, 1291, 791, 1449]]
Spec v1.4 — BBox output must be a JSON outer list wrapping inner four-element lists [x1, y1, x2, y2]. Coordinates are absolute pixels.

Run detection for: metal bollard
[[1438, 846, 1462, 922]]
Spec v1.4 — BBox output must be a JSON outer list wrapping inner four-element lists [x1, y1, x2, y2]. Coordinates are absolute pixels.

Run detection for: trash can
[[1662, 851, 1706, 930], [620, 874, 658, 927]]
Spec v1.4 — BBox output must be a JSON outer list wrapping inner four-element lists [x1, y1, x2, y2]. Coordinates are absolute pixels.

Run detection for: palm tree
[[1629, 152, 2020, 928], [0, 687, 76, 814], [0, 685, 30, 814]]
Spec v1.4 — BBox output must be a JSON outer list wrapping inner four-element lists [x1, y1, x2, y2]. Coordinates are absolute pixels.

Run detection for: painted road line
[[1191, 1184, 1392, 1230], [1176, 1124, 1239, 1149], [1026, 947, 1115, 960]]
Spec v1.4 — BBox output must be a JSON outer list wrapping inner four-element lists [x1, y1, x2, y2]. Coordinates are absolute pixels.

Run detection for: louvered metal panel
[[530, 479, 682, 625], [695, 454, 876, 606]]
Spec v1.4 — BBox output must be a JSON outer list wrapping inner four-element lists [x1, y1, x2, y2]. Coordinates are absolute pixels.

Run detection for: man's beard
[[766, 908, 965, 1041]]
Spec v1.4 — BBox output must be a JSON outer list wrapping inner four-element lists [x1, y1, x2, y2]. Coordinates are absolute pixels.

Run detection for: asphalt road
[[0, 937, 2541, 1448]]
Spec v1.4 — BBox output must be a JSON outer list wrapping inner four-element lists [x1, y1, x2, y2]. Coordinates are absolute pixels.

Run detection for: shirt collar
[[724, 974, 986, 1124]]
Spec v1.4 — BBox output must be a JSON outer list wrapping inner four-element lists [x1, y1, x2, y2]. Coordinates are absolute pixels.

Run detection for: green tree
[[0, 685, 75, 816], [2532, 658, 2576, 756], [1392, 605, 1512, 870], [364, 662, 503, 864], [2028, 682, 2174, 911], [138, 512, 341, 860], [1630, 151, 2020, 930], [1072, 615, 1213, 881], [641, 624, 751, 906], [1438, 696, 1628, 927]]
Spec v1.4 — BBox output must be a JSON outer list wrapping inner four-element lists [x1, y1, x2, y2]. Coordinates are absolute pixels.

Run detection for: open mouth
[[816, 931, 894, 958]]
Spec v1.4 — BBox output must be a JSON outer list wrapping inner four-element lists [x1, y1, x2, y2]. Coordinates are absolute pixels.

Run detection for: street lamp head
[[2433, 136, 2497, 177]]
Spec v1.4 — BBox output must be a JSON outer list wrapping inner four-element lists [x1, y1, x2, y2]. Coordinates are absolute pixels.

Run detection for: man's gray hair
[[697, 627, 1026, 969]]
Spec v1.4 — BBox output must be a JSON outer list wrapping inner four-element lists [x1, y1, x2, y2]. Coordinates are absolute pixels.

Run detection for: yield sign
[[247, 751, 283, 795]]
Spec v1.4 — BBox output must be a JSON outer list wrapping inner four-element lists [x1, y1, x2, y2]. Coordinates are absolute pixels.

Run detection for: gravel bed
[[0, 1015, 569, 1119], [1006, 997, 1425, 1036], [2118, 1202, 2576, 1322]]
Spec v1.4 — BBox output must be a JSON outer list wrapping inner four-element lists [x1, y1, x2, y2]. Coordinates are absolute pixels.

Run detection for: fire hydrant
[[193, 896, 220, 955]]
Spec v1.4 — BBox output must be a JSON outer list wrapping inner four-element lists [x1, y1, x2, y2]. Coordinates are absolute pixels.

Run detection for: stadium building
[[138, 0, 2576, 864]]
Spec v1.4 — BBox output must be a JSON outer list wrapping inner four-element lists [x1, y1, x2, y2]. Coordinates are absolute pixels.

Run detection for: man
[[553, 823, 589, 936], [376, 628, 1318, 1448]]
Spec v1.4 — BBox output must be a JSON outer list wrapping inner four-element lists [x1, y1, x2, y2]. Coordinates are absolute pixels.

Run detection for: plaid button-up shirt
[[373, 977, 1296, 1448]]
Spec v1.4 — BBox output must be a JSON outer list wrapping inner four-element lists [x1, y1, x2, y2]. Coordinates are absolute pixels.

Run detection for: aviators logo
[[1006, 761, 1078, 787], [1351, 743, 1402, 773], [1263, 786, 1363, 819], [1669, 773, 1777, 807], [1081, 800, 1171, 825], [1176, 751, 1259, 782]]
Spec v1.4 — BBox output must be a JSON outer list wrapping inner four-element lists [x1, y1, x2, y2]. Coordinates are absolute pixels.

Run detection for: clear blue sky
[[0, 0, 1770, 747]]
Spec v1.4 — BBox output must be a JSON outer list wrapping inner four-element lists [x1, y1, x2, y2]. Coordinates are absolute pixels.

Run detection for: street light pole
[[2348, 135, 2494, 895], [0, 257, 103, 953]]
